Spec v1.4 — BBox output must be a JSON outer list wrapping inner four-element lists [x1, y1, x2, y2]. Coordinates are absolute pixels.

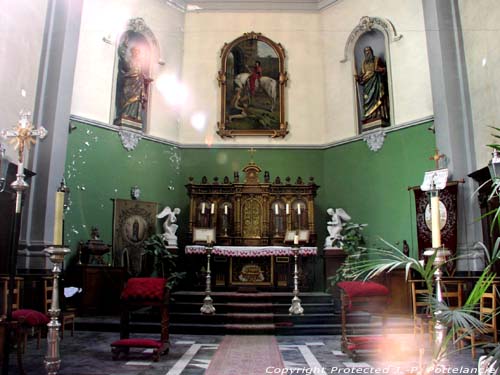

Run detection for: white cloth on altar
[[185, 245, 317, 257]]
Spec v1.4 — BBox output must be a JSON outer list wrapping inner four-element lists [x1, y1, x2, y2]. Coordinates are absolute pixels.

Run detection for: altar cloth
[[185, 245, 317, 257]]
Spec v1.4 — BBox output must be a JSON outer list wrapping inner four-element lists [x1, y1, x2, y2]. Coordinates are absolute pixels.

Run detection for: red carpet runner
[[205, 335, 285, 375]]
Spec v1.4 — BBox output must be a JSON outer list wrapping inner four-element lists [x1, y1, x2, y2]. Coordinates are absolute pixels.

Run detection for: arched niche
[[341, 17, 402, 135], [217, 32, 288, 138], [112, 18, 160, 142]]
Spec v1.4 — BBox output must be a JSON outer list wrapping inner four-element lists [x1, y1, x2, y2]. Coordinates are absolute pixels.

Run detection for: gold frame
[[217, 31, 288, 138]]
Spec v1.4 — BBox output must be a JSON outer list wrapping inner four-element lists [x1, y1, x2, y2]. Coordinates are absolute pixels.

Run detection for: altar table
[[185, 245, 317, 257]]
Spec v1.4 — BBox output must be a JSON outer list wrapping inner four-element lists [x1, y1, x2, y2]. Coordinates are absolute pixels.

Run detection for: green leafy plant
[[142, 234, 186, 289], [327, 222, 367, 287]]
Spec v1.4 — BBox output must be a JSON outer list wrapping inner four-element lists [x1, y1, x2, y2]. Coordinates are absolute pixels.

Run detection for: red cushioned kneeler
[[337, 281, 390, 360], [110, 278, 169, 362]]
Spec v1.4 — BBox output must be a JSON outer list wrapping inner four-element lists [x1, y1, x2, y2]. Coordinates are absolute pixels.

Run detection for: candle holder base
[[289, 296, 304, 315], [200, 296, 216, 315]]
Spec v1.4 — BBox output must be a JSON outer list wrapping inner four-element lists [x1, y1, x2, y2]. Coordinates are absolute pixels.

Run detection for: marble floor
[[5, 329, 482, 375]]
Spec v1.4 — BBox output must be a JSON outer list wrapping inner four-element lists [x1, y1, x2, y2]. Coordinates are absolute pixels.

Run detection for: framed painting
[[112, 199, 158, 275], [217, 32, 288, 138]]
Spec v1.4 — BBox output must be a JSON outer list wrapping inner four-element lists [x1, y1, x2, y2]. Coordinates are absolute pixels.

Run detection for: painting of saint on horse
[[225, 39, 280, 131]]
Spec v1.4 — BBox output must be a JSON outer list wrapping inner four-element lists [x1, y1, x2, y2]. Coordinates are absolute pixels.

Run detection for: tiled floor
[[6, 330, 482, 375]]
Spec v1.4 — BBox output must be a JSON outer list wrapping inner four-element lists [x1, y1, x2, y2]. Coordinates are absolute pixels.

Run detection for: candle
[[201, 202, 206, 214], [53, 191, 65, 246], [430, 194, 441, 248], [293, 234, 299, 245], [297, 204, 301, 215], [286, 204, 290, 215], [210, 203, 215, 215], [224, 205, 228, 215], [275, 204, 279, 215]]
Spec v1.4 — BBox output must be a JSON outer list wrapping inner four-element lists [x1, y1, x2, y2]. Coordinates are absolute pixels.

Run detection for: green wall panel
[[63, 120, 434, 289], [323, 122, 436, 258], [64, 121, 182, 263]]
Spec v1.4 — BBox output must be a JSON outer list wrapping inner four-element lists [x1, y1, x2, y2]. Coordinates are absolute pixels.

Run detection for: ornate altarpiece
[[185, 160, 319, 289]]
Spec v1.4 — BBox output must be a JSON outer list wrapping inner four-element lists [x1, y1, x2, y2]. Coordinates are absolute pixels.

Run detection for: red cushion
[[12, 309, 50, 326], [120, 278, 166, 302], [337, 281, 389, 298], [110, 338, 163, 348]]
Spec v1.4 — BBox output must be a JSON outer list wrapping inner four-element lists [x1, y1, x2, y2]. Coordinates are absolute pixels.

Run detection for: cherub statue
[[324, 208, 351, 248], [157, 206, 181, 246]]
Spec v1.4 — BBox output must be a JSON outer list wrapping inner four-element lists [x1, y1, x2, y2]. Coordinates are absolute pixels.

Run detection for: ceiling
[[166, 0, 339, 12]]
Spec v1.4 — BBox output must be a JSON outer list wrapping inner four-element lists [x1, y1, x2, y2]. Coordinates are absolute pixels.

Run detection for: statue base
[[361, 118, 389, 132]]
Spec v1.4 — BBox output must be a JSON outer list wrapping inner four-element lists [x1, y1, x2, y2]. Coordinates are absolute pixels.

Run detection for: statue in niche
[[324, 208, 351, 248], [157, 206, 181, 246], [355, 46, 390, 131], [114, 32, 153, 129]]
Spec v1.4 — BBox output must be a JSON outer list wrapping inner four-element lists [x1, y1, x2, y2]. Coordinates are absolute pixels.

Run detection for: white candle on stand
[[224, 205, 228, 215], [210, 203, 215, 215], [286, 204, 290, 215], [293, 234, 299, 245], [431, 194, 441, 248], [275, 204, 279, 215], [201, 202, 206, 214], [297, 204, 301, 215], [53, 191, 65, 246]]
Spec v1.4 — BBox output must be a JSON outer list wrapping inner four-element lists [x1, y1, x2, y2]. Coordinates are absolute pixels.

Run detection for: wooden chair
[[459, 283, 498, 359], [410, 280, 433, 338], [43, 277, 76, 339], [0, 276, 48, 350]]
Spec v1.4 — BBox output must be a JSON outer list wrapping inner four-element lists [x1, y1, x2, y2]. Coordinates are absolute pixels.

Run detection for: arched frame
[[217, 32, 288, 138], [341, 17, 402, 135]]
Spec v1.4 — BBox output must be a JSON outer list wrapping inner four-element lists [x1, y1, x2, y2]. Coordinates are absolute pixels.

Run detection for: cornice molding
[[70, 114, 433, 151], [183, 0, 339, 12]]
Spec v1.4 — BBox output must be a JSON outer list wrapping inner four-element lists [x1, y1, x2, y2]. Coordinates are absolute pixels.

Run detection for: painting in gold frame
[[217, 32, 288, 138], [112, 199, 158, 275]]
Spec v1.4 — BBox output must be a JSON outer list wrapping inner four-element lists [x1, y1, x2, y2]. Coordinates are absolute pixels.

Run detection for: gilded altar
[[185, 160, 319, 246]]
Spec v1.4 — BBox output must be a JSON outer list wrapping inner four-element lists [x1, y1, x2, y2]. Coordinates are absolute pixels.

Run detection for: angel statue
[[324, 208, 351, 248], [157, 206, 181, 246]]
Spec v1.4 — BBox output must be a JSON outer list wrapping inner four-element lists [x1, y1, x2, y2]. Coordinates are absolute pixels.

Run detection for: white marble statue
[[324, 208, 351, 248], [157, 206, 181, 246]]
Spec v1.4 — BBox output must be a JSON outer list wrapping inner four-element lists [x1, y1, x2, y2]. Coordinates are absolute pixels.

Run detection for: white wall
[[0, 0, 48, 162], [321, 0, 433, 142], [179, 12, 325, 146], [459, 0, 500, 168], [70, 0, 185, 141]]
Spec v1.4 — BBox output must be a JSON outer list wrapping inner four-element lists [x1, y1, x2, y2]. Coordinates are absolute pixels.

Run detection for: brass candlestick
[[289, 245, 304, 315], [43, 246, 70, 375], [200, 245, 216, 315]]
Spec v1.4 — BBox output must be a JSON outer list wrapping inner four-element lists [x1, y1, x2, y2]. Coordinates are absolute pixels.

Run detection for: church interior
[[1, 0, 500, 374]]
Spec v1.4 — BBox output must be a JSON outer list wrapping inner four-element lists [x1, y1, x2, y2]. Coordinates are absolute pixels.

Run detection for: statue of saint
[[355, 46, 389, 128], [114, 38, 153, 127]]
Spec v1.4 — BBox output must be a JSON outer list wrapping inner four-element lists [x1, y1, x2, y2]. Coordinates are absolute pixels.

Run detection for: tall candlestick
[[286, 204, 290, 215], [210, 203, 215, 215], [275, 204, 279, 215], [201, 202, 206, 214], [430, 192, 441, 248], [53, 191, 65, 246], [297, 204, 301, 215], [224, 205, 228, 215]]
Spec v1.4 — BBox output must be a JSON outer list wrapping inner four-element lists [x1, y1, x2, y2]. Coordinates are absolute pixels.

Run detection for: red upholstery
[[120, 278, 166, 302], [111, 338, 163, 348], [337, 281, 389, 298], [12, 309, 50, 326]]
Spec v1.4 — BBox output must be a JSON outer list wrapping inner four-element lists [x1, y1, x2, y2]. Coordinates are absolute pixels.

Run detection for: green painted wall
[[63, 120, 435, 289], [323, 122, 436, 258], [64, 120, 182, 264]]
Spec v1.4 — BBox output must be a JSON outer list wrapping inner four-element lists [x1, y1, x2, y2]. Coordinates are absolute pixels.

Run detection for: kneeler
[[110, 278, 170, 362], [337, 281, 390, 360]]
